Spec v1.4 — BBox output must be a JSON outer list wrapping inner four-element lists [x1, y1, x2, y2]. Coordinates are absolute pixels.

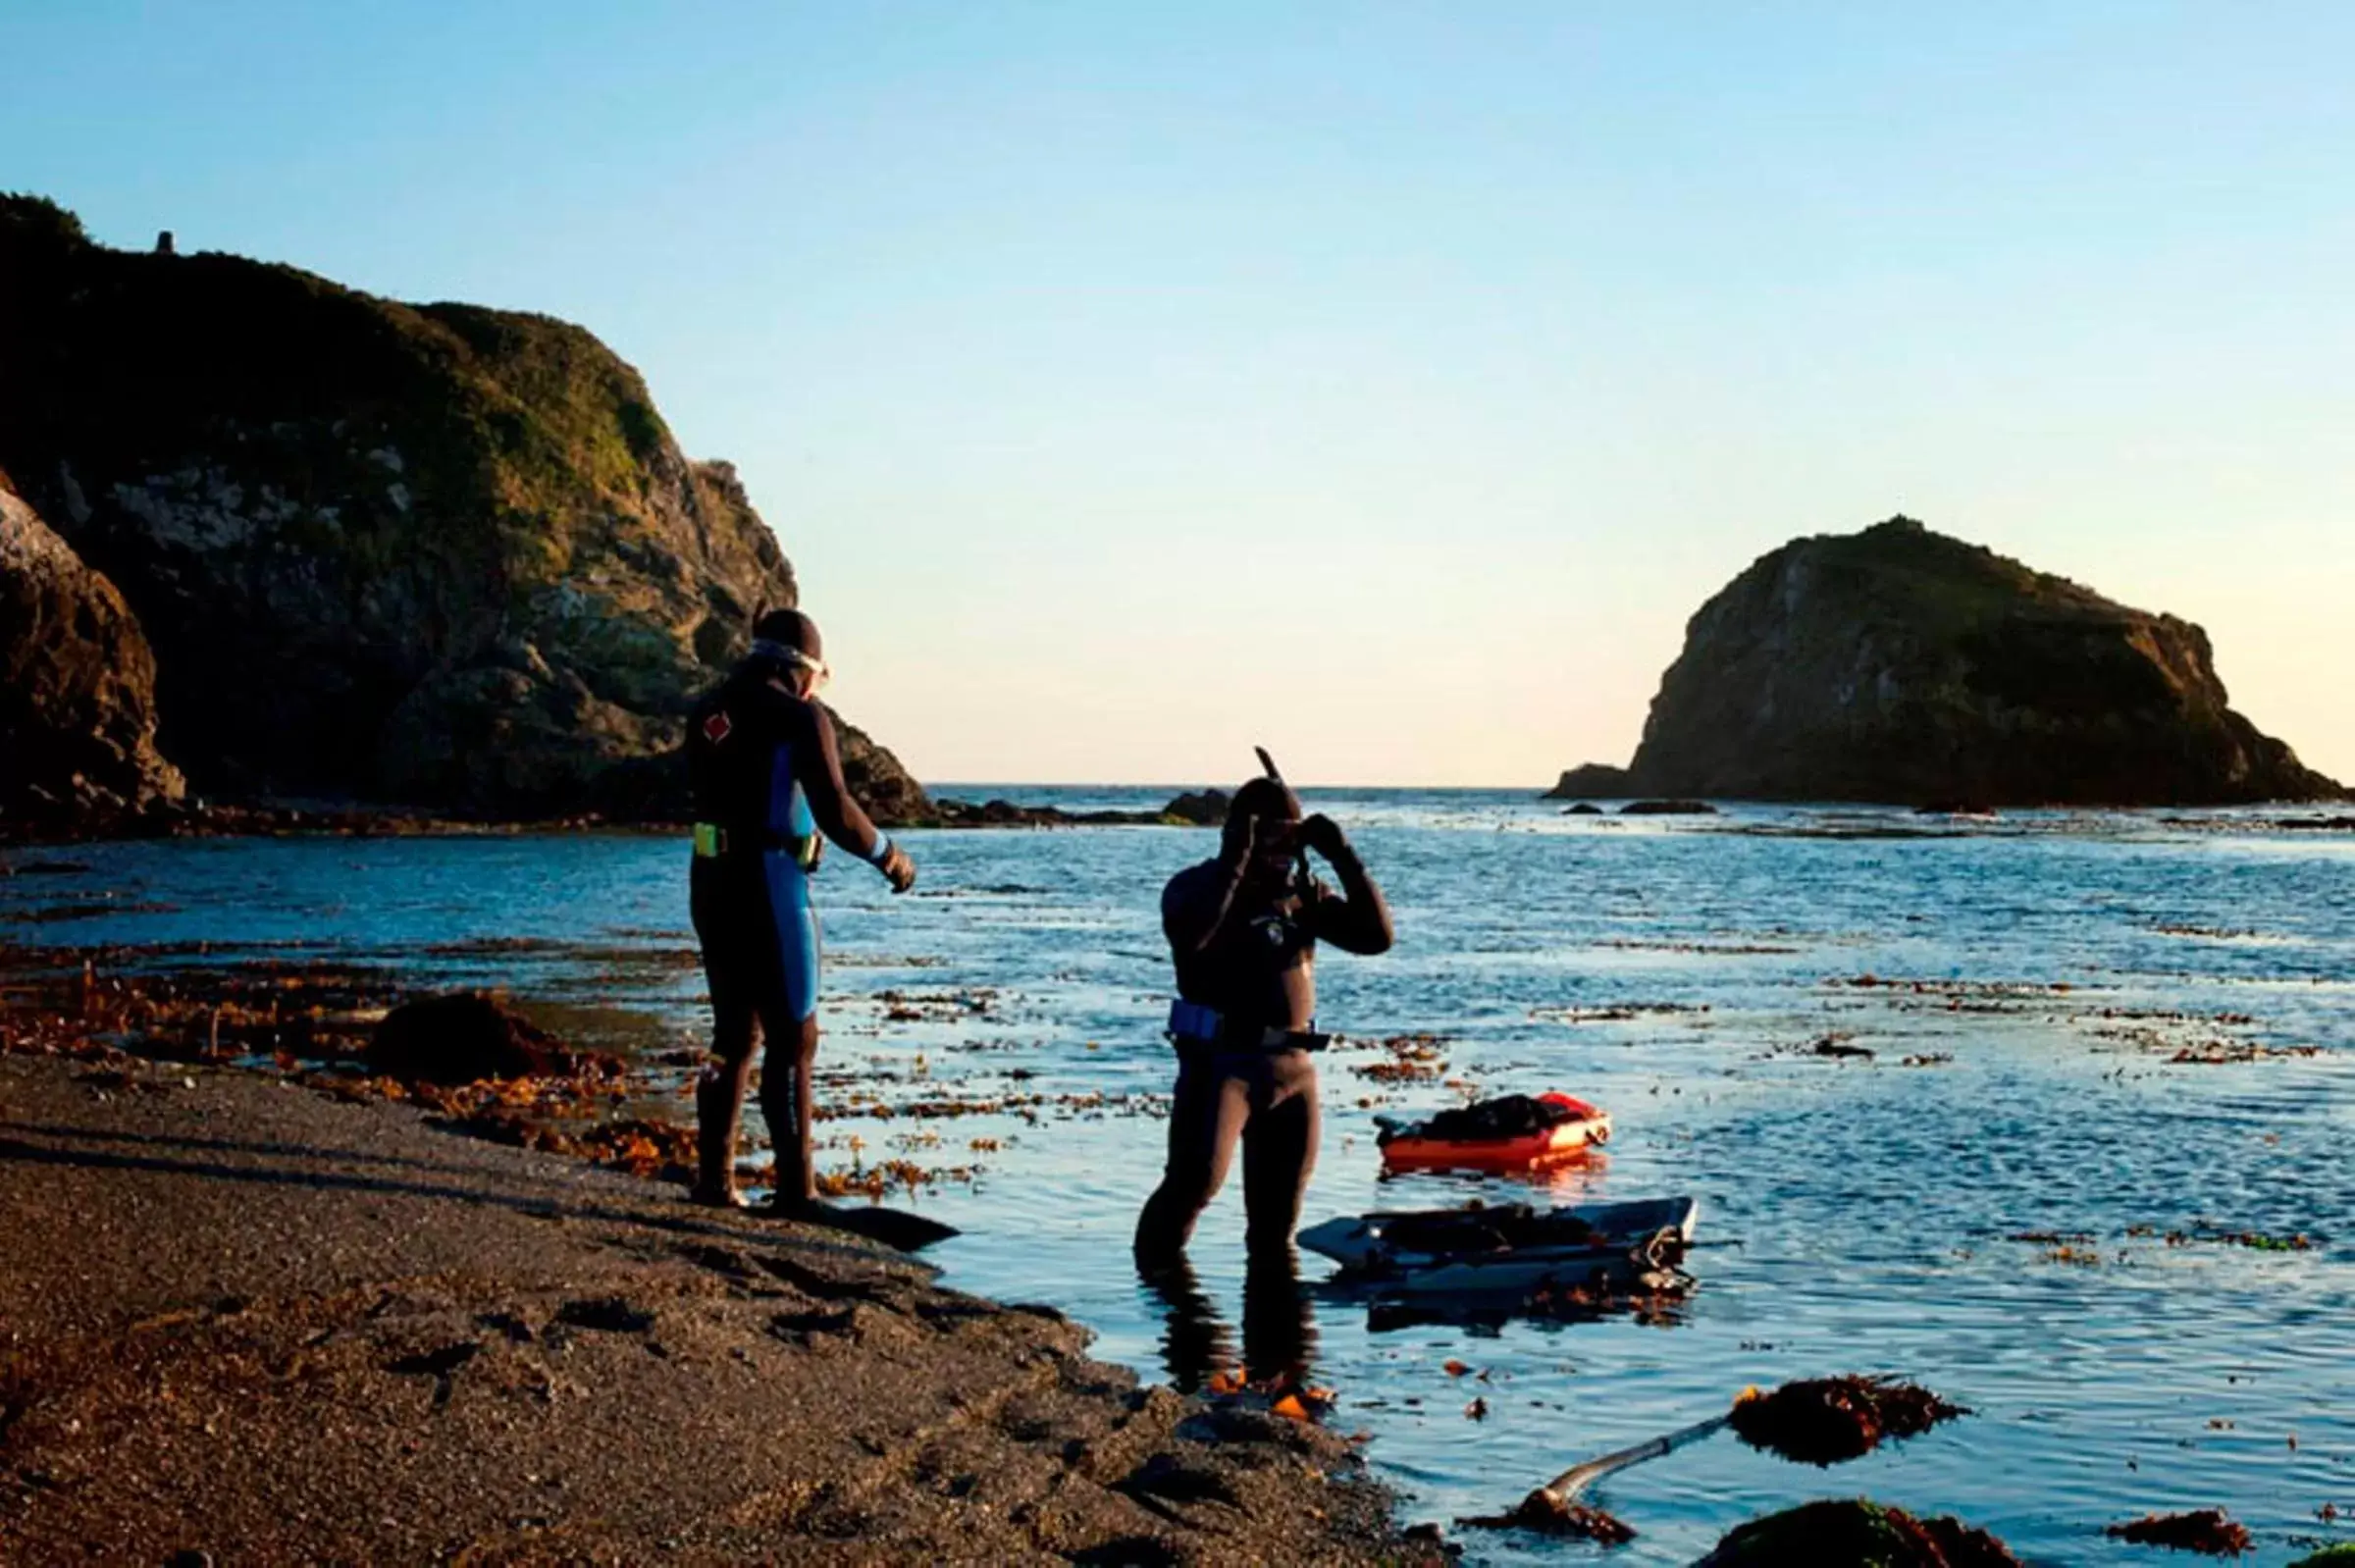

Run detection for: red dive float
[[1377, 1091, 1612, 1175]]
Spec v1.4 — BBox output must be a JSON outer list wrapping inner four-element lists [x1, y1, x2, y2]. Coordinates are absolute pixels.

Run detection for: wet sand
[[0, 1049, 1414, 1565]]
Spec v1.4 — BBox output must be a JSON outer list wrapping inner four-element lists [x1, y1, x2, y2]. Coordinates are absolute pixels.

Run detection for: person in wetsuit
[[1133, 777, 1393, 1267], [685, 608, 916, 1211]]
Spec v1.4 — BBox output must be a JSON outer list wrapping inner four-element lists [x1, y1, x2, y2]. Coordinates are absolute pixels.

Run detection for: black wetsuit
[[1134, 841, 1391, 1262], [685, 658, 894, 1192]]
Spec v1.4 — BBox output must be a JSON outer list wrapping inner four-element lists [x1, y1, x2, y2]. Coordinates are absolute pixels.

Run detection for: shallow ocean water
[[6, 789, 2353, 1565]]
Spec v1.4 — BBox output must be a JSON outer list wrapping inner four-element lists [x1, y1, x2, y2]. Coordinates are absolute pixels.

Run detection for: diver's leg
[[690, 864, 761, 1207], [693, 1005, 759, 1206], [1240, 1052, 1321, 1259], [757, 894, 824, 1204], [759, 1008, 820, 1203], [1133, 1053, 1249, 1265]]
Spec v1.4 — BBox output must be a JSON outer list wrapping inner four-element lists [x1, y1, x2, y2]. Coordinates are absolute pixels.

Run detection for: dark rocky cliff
[[1551, 518, 2341, 807], [0, 471, 184, 827], [0, 195, 927, 821]]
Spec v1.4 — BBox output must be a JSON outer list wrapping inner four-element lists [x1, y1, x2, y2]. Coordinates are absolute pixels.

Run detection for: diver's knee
[[1133, 1211, 1189, 1267]]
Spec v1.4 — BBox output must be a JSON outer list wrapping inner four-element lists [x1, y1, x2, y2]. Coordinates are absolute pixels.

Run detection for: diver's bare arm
[[798, 702, 884, 859], [1313, 843, 1394, 956]]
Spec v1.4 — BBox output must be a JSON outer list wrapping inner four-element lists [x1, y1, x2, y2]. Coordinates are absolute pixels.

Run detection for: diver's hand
[[1300, 813, 1351, 862], [878, 844, 917, 894]]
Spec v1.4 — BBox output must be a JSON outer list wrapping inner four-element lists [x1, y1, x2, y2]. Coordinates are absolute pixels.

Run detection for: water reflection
[[1137, 1247, 1319, 1392]]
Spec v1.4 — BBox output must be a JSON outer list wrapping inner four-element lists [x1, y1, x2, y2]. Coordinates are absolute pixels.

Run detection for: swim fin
[[767, 1197, 961, 1251]]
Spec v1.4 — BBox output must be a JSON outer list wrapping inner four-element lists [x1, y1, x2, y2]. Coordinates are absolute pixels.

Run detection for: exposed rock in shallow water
[[1554, 517, 2342, 807], [1456, 1489, 1635, 1542], [921, 789, 1230, 829], [0, 193, 926, 822], [370, 992, 615, 1085], [1727, 1375, 1966, 1464], [1159, 788, 1231, 826], [0, 472, 184, 831], [2104, 1510, 2253, 1556], [1697, 1499, 2019, 1567], [2289, 1546, 2355, 1567]]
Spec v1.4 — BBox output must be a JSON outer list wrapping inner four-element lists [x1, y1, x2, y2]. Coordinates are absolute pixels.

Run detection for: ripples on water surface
[[7, 791, 2353, 1564]]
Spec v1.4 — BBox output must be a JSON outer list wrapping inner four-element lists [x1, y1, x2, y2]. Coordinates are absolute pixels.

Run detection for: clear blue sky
[[7, 1, 2350, 785]]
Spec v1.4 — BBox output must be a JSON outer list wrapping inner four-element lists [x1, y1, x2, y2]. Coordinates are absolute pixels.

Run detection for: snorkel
[[1252, 746, 1316, 898]]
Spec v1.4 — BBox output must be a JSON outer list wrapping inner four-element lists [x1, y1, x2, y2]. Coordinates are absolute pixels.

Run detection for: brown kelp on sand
[[0, 947, 980, 1196]]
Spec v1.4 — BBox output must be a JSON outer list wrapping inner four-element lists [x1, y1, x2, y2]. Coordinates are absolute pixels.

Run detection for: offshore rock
[[1557, 517, 2342, 807], [1159, 788, 1231, 826], [0, 471, 184, 831], [1543, 763, 1633, 800], [0, 194, 927, 821]]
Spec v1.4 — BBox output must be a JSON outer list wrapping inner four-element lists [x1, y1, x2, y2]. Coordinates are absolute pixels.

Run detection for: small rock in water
[[1458, 1489, 1636, 1543], [1619, 799, 1718, 815], [2104, 1510, 2253, 1556], [368, 992, 601, 1084], [2288, 1545, 2355, 1567], [1696, 1499, 2017, 1566], [1728, 1376, 1967, 1465]]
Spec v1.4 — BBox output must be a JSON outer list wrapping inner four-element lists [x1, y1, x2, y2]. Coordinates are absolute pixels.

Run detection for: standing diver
[[686, 608, 917, 1218], [1133, 758, 1393, 1270]]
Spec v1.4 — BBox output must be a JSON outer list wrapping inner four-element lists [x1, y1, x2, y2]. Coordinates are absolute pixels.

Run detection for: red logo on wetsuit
[[703, 710, 733, 744]]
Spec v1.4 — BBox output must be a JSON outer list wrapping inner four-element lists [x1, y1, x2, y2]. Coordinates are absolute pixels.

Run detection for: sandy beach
[[0, 1044, 1414, 1565]]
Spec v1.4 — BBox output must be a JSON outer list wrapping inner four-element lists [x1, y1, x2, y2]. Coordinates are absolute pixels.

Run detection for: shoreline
[[0, 788, 1230, 850], [10, 792, 2352, 854], [0, 1033, 1422, 1564]]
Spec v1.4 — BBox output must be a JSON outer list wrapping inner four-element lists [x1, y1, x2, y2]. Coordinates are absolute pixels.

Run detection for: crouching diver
[[1133, 758, 1393, 1270], [686, 608, 916, 1215]]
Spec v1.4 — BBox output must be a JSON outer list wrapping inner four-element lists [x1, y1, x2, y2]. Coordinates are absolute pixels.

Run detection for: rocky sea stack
[[0, 194, 926, 828], [1551, 517, 2342, 807]]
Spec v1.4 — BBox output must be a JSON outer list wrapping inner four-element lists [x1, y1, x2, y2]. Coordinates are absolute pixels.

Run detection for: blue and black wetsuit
[[685, 656, 899, 1199]]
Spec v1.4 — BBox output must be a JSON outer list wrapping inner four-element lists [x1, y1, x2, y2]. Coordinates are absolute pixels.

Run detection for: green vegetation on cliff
[[0, 194, 924, 820]]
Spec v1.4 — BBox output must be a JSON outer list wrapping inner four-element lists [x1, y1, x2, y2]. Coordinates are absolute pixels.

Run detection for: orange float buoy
[[1379, 1091, 1612, 1174]]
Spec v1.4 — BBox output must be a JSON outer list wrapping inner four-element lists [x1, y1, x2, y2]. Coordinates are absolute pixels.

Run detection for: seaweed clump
[[1457, 1489, 1636, 1544], [1729, 1376, 1968, 1465], [2104, 1510, 2253, 1556], [1696, 1499, 2019, 1567]]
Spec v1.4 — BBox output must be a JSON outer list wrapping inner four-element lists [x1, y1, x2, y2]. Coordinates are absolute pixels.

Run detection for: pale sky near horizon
[[6, 2, 2350, 787]]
